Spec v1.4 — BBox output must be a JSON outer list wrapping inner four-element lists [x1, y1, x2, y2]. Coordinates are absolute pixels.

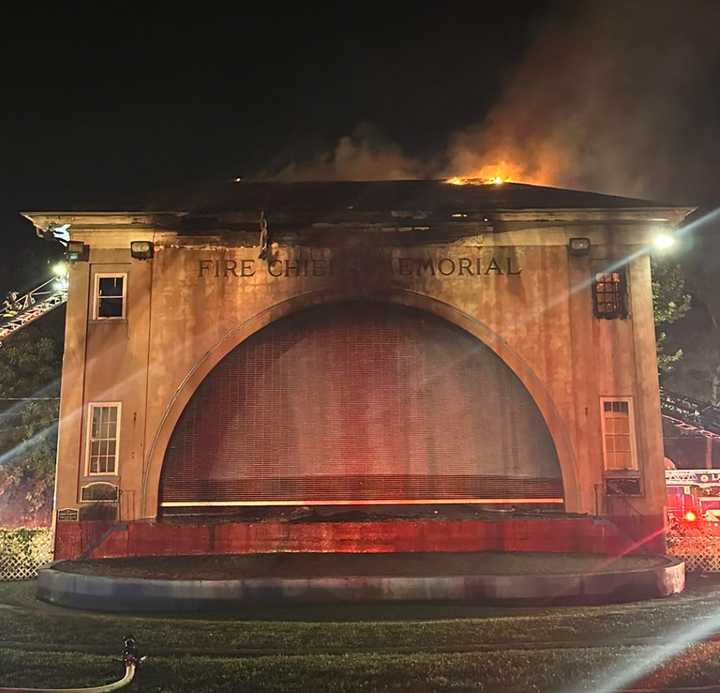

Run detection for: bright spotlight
[[653, 232, 676, 250], [51, 261, 68, 278], [684, 510, 698, 523]]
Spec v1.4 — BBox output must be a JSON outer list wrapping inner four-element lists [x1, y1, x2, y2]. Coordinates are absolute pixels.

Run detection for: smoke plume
[[274, 1, 720, 203], [447, 0, 720, 202], [275, 123, 424, 182]]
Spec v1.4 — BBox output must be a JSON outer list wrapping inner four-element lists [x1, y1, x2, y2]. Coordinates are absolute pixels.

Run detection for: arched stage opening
[[159, 301, 564, 513]]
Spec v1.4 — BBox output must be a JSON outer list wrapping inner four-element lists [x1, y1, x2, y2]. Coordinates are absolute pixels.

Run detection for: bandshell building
[[23, 180, 692, 560]]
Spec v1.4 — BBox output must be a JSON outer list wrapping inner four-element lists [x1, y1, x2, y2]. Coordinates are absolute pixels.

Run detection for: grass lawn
[[2, 577, 720, 691]]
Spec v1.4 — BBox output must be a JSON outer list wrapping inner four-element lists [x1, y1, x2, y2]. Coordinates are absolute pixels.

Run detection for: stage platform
[[37, 551, 685, 612], [52, 511, 668, 561]]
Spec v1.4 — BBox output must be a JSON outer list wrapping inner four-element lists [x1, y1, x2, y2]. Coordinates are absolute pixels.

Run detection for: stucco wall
[[54, 223, 664, 529]]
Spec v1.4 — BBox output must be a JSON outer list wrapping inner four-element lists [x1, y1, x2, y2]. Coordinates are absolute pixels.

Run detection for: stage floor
[[38, 551, 684, 611]]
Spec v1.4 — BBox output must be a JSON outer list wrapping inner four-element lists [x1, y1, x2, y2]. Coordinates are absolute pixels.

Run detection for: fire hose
[[0, 637, 143, 693]]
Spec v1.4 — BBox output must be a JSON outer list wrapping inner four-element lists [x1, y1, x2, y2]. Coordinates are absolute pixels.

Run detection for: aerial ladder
[[660, 388, 720, 441], [0, 272, 68, 347]]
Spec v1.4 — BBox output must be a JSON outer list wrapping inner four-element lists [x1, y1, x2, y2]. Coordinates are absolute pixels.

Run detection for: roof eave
[[22, 205, 696, 233]]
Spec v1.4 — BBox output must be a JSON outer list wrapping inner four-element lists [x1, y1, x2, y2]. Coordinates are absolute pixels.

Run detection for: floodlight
[[653, 232, 676, 250], [51, 261, 68, 278], [130, 241, 154, 260], [568, 237, 591, 255], [64, 241, 87, 262]]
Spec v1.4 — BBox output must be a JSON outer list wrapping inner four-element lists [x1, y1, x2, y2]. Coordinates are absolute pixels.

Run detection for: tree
[[0, 318, 63, 527], [651, 257, 691, 375], [662, 211, 720, 405]]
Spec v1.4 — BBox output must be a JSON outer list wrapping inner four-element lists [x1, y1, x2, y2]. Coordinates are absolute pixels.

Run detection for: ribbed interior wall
[[160, 303, 562, 506]]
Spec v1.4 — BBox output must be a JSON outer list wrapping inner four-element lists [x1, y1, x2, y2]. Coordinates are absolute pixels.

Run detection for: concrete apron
[[37, 558, 685, 612]]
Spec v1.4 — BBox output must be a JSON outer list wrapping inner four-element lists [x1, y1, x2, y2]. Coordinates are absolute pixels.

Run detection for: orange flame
[[445, 136, 569, 187], [445, 175, 509, 186], [445, 160, 556, 187]]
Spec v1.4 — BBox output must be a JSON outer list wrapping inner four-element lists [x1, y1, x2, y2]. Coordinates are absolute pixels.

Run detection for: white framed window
[[86, 402, 121, 475], [600, 397, 638, 471], [93, 273, 126, 319]]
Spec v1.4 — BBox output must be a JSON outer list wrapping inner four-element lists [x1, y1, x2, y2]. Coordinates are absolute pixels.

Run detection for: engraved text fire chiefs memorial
[[197, 254, 523, 279]]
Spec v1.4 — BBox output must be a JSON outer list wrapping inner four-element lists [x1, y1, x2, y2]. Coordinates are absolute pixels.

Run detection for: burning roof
[[23, 179, 690, 217]]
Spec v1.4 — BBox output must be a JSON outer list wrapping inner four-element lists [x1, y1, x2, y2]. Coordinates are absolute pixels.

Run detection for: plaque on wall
[[80, 482, 119, 503], [57, 508, 79, 522], [605, 477, 642, 496]]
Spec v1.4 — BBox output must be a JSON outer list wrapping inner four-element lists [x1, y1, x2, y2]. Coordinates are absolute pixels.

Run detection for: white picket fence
[[0, 528, 53, 581], [666, 521, 720, 572]]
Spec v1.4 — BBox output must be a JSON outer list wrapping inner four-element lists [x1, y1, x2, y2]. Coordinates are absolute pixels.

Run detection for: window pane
[[615, 437, 631, 452], [98, 277, 123, 297], [617, 452, 632, 468], [603, 400, 636, 470], [93, 407, 104, 434], [593, 270, 626, 319], [98, 297, 123, 318], [89, 404, 119, 474]]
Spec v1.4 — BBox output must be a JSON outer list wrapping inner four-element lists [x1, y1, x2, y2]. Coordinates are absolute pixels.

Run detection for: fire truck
[[665, 469, 720, 523], [661, 389, 720, 526]]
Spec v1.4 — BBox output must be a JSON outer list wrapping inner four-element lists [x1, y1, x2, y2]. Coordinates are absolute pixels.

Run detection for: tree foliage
[[0, 325, 63, 527], [660, 218, 720, 404], [651, 257, 691, 375]]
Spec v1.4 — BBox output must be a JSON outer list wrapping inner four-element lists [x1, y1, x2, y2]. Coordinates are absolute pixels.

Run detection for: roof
[[148, 179, 684, 214], [22, 180, 695, 235], [24, 179, 689, 214]]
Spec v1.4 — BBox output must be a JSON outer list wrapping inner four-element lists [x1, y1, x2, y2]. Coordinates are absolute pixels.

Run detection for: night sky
[[0, 3, 551, 293]]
